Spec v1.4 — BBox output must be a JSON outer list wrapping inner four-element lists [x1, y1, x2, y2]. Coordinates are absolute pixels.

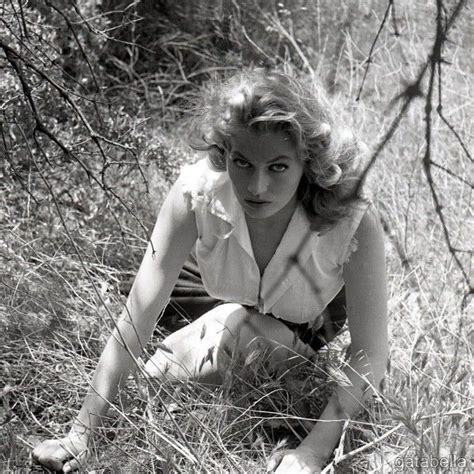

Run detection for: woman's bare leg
[[144, 303, 316, 384]]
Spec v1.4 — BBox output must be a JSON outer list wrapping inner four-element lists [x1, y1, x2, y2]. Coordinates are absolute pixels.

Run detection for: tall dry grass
[[1, 0, 472, 472]]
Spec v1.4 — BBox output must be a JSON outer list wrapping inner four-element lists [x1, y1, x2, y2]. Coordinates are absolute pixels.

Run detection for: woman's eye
[[270, 163, 288, 172], [233, 158, 251, 168]]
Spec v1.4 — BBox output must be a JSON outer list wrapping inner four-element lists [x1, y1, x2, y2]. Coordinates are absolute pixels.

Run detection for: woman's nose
[[247, 170, 269, 196]]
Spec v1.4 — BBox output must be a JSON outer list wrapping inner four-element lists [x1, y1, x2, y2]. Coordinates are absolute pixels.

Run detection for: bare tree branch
[[1, 40, 153, 250], [356, 0, 468, 193], [430, 160, 473, 188], [421, 0, 471, 291], [44, 0, 100, 93], [356, 0, 395, 101]]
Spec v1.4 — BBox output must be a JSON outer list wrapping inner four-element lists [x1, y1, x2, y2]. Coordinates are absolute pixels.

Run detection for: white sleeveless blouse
[[179, 159, 371, 326]]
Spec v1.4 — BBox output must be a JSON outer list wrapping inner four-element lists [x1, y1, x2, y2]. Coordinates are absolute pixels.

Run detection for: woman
[[33, 69, 388, 473]]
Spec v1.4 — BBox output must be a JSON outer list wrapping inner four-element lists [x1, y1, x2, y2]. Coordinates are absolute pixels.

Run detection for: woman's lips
[[244, 199, 271, 207]]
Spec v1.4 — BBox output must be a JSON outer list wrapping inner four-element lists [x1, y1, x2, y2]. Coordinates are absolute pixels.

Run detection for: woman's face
[[227, 128, 304, 221]]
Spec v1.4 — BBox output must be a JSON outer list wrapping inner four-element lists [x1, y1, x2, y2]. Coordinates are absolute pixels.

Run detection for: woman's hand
[[32, 433, 89, 473], [267, 446, 323, 473]]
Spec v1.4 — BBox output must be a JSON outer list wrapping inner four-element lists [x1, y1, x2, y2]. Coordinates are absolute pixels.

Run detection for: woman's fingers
[[270, 447, 323, 474], [32, 439, 70, 471], [32, 436, 89, 472], [62, 448, 88, 473]]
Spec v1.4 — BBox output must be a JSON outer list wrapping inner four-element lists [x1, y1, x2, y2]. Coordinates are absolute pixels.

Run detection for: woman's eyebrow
[[268, 155, 291, 162], [231, 150, 292, 162]]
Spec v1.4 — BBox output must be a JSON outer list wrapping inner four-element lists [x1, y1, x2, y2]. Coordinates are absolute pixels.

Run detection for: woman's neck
[[244, 196, 299, 275]]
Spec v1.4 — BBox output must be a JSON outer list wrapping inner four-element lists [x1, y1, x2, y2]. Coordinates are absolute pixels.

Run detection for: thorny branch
[[0, 39, 154, 252], [355, 0, 471, 297], [1, 119, 40, 206], [430, 160, 472, 189], [356, 0, 394, 101], [421, 0, 471, 292], [44, 0, 100, 93]]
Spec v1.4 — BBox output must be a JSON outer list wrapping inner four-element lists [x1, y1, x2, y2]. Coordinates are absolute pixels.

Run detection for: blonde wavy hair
[[189, 68, 367, 228]]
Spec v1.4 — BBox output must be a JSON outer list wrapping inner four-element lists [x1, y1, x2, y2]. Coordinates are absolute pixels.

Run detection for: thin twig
[[261, 10, 316, 79], [1, 40, 153, 249], [323, 422, 404, 470], [355, 0, 467, 192], [430, 160, 472, 189], [421, 0, 471, 289], [356, 0, 395, 101]]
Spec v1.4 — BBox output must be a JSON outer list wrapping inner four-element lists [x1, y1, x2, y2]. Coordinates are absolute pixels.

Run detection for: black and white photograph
[[1, 1, 471, 472]]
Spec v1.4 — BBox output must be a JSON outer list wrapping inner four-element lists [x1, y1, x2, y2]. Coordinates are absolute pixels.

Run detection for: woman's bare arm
[[301, 205, 388, 463], [274, 206, 388, 472], [33, 175, 197, 471], [70, 176, 197, 435]]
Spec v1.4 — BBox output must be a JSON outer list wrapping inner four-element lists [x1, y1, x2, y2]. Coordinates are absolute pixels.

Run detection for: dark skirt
[[163, 251, 347, 352]]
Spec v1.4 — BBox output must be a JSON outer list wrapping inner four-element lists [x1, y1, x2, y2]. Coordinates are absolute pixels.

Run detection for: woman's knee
[[211, 306, 309, 361], [231, 310, 316, 365], [142, 305, 246, 382], [142, 303, 311, 382]]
